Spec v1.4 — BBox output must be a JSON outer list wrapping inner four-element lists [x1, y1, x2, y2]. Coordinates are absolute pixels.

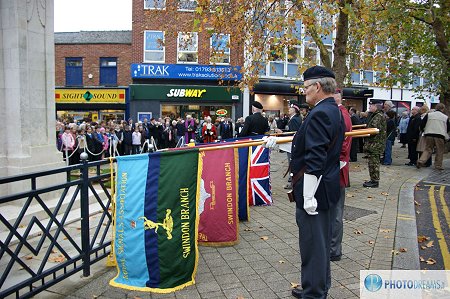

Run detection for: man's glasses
[[303, 82, 317, 90]]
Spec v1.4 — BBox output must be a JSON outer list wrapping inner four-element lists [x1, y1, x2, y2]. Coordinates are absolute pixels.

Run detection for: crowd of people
[[56, 116, 241, 164], [345, 100, 449, 173], [56, 99, 448, 171], [56, 100, 317, 165]]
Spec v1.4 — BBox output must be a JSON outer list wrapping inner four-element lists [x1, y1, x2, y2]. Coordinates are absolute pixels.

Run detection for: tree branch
[[410, 13, 433, 26]]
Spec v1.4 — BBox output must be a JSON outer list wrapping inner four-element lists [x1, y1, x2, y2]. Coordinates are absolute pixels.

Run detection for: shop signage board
[[138, 112, 152, 122], [131, 63, 242, 81], [55, 89, 126, 104], [131, 85, 240, 102]]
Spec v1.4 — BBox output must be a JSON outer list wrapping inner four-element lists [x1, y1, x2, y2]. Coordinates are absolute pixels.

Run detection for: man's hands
[[303, 174, 322, 215], [263, 136, 278, 149]]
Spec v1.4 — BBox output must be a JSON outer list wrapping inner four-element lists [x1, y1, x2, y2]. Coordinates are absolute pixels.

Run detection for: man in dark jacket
[[122, 125, 133, 155], [148, 118, 161, 147], [292, 66, 344, 299], [238, 101, 269, 137], [349, 107, 361, 162], [265, 66, 344, 299], [405, 106, 420, 166], [286, 102, 302, 132], [282, 102, 302, 189], [276, 113, 288, 130], [219, 117, 234, 140]]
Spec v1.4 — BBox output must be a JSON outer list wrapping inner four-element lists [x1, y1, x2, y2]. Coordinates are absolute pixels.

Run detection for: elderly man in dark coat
[[238, 101, 269, 137], [265, 66, 344, 298]]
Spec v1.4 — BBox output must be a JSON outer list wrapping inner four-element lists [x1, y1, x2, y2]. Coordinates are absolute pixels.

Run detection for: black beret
[[369, 100, 383, 105], [303, 66, 335, 81], [299, 103, 310, 110], [289, 101, 300, 111], [251, 101, 263, 109]]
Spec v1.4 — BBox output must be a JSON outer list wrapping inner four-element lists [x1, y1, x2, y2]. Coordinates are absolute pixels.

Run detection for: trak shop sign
[[55, 89, 126, 104], [131, 63, 242, 81]]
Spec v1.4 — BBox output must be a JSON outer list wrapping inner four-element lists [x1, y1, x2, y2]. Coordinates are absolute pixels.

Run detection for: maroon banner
[[198, 148, 239, 246]]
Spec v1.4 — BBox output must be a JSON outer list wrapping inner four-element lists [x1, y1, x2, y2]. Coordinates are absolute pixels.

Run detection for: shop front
[[55, 88, 128, 123], [129, 84, 241, 122], [342, 88, 375, 112], [250, 80, 304, 117]]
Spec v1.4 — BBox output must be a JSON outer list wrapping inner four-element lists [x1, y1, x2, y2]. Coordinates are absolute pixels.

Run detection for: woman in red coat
[[201, 116, 217, 143], [330, 90, 352, 262]]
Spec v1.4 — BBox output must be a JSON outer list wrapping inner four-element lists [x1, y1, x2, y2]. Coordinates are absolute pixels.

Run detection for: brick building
[[128, 0, 245, 122], [54, 31, 132, 122]]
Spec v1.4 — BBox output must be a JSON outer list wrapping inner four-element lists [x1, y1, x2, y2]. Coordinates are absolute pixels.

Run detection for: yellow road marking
[[397, 216, 415, 221], [429, 185, 450, 269], [438, 186, 450, 228]]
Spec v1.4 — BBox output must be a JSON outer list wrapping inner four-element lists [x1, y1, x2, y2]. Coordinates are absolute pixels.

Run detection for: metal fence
[[0, 157, 114, 298]]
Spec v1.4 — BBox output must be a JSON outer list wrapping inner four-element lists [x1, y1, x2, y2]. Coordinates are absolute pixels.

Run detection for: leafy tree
[[365, 0, 449, 113], [191, 0, 447, 111]]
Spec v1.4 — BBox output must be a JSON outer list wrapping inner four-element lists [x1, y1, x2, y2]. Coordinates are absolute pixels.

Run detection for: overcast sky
[[54, 0, 132, 32]]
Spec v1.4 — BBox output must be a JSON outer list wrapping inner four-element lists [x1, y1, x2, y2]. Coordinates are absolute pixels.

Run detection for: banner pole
[[198, 128, 379, 152], [108, 128, 379, 155]]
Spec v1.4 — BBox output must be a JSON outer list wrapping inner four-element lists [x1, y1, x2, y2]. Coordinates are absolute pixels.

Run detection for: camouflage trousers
[[367, 152, 381, 181]]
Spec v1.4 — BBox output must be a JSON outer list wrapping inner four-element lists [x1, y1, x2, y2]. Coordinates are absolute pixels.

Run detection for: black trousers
[[296, 207, 331, 299], [350, 139, 359, 161], [407, 141, 418, 163], [330, 187, 345, 258]]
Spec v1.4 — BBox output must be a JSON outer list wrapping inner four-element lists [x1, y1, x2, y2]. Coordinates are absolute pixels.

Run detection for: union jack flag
[[248, 145, 272, 206]]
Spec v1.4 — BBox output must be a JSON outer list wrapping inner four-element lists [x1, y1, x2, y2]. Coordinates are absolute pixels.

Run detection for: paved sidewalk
[[33, 144, 444, 299]]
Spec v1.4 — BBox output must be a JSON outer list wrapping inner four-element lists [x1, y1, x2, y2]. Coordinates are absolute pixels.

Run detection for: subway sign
[[166, 88, 207, 98], [55, 89, 126, 104], [131, 84, 240, 102]]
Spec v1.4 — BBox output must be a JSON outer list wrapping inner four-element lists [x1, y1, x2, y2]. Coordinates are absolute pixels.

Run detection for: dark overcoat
[[238, 112, 269, 137], [291, 97, 344, 211]]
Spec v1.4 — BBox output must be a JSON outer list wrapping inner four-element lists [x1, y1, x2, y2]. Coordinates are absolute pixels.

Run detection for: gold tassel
[[106, 157, 117, 267]]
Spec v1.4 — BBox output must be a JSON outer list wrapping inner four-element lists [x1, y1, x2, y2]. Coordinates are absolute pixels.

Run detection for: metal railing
[[0, 156, 114, 298]]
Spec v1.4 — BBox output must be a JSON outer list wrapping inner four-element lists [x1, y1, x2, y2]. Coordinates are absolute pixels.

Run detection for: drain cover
[[343, 205, 377, 221]]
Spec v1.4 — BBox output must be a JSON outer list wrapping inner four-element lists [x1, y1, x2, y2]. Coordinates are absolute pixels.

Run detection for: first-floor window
[[177, 32, 198, 63], [178, 0, 197, 11], [210, 33, 230, 64], [65, 57, 83, 86], [144, 0, 165, 9], [144, 30, 165, 63], [99, 58, 117, 86]]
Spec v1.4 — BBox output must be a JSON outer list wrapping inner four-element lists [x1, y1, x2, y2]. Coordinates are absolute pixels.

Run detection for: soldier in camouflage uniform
[[363, 100, 387, 188]]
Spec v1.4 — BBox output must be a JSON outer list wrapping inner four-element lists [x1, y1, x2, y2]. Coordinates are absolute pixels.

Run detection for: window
[[178, 0, 197, 11], [351, 71, 361, 84], [412, 76, 421, 88], [292, 20, 302, 41], [376, 45, 387, 53], [144, 31, 165, 63], [99, 58, 117, 86], [144, 0, 165, 9], [287, 46, 301, 77], [210, 34, 230, 64], [321, 19, 333, 45], [65, 58, 83, 86], [350, 56, 361, 84], [268, 45, 285, 76], [304, 43, 319, 66], [177, 32, 198, 63], [363, 70, 374, 84]]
